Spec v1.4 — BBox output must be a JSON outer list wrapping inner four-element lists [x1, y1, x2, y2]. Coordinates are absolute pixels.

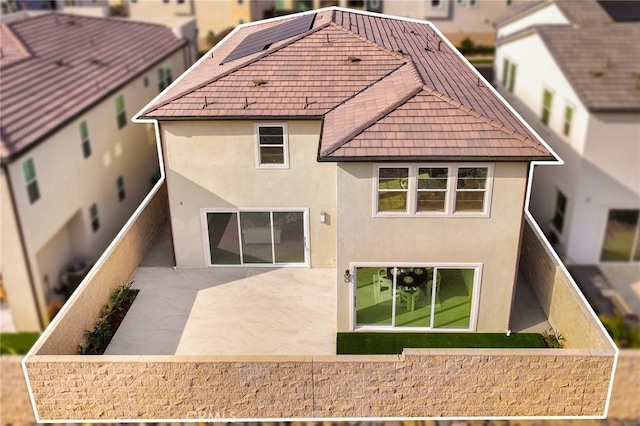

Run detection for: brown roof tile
[[0, 13, 186, 161], [140, 8, 553, 161]]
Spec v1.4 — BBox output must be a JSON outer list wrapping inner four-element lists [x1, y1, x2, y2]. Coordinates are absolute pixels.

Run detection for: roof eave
[[316, 154, 555, 163]]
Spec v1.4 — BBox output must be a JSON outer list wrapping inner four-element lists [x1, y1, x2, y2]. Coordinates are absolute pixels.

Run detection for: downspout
[[2, 163, 45, 330]]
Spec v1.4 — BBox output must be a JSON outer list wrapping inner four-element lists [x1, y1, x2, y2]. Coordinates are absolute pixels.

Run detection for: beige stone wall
[[25, 349, 613, 420], [33, 184, 169, 356], [0, 356, 36, 425], [519, 216, 612, 350], [608, 349, 640, 420]]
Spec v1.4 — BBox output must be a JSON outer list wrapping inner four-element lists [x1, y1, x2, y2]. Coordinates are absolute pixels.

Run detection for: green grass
[[0, 332, 40, 355], [337, 332, 547, 354]]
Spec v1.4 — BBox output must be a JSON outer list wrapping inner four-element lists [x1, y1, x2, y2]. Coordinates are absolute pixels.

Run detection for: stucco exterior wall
[[496, 3, 569, 39], [519, 216, 612, 349], [2, 48, 185, 331], [335, 161, 529, 332], [1, 170, 41, 331], [161, 120, 336, 269], [24, 349, 613, 420], [496, 35, 640, 264], [33, 184, 169, 356]]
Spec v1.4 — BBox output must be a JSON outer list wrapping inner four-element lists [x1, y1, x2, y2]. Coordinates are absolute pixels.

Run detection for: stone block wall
[[608, 349, 640, 420], [519, 216, 611, 349], [34, 184, 169, 356], [0, 356, 36, 425], [25, 349, 613, 421]]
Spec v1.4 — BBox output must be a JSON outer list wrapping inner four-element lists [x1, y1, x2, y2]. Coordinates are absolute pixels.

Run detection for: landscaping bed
[[337, 332, 547, 355], [0, 332, 40, 355]]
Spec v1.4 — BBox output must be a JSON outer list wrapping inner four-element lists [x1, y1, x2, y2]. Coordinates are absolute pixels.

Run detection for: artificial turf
[[0, 332, 41, 355], [337, 332, 547, 354]]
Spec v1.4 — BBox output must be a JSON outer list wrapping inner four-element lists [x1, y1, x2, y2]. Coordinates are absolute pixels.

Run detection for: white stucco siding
[[335, 161, 530, 333], [585, 113, 640, 196], [496, 33, 589, 156], [4, 48, 185, 330], [162, 120, 337, 269], [497, 3, 569, 39]]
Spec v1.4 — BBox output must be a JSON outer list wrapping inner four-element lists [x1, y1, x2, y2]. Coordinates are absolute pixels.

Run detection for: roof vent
[[346, 56, 361, 63], [589, 70, 605, 78], [252, 79, 267, 87], [54, 59, 69, 67]]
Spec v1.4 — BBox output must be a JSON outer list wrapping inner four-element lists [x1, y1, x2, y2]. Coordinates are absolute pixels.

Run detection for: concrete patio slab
[[105, 266, 337, 356]]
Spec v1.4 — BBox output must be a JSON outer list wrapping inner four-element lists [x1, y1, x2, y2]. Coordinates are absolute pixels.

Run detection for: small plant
[[78, 282, 137, 355], [542, 327, 566, 348], [599, 312, 640, 348]]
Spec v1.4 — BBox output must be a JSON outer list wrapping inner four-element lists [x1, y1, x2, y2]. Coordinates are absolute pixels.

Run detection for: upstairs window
[[377, 167, 409, 213], [563, 104, 574, 137], [255, 124, 288, 168], [23, 158, 40, 204], [455, 167, 488, 212], [501, 58, 517, 93], [375, 164, 492, 217], [115, 95, 127, 129], [431, 0, 442, 7], [116, 176, 126, 202], [89, 203, 100, 232], [80, 121, 91, 158], [158, 67, 172, 92], [541, 89, 554, 126]]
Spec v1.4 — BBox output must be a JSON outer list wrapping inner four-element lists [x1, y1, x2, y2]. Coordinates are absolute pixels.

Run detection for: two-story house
[[0, 12, 192, 331], [494, 0, 640, 271], [138, 7, 557, 334]]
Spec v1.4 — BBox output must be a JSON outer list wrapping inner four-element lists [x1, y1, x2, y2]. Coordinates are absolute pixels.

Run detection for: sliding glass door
[[205, 210, 307, 266], [354, 264, 477, 330]]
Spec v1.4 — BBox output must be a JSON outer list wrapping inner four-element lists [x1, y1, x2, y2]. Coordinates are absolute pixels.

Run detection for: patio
[[105, 224, 550, 356], [105, 227, 337, 356]]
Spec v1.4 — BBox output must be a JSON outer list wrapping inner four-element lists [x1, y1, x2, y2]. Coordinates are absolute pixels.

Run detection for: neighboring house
[[0, 12, 191, 331], [382, 0, 538, 46], [138, 7, 557, 334], [494, 1, 640, 270], [126, 0, 275, 49]]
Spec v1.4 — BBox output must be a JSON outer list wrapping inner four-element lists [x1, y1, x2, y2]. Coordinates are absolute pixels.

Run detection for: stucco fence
[[22, 186, 621, 420]]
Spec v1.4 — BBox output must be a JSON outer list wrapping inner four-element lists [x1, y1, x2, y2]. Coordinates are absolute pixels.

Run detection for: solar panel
[[221, 13, 316, 64]]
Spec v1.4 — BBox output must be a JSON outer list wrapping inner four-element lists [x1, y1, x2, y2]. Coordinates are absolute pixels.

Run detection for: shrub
[[542, 328, 566, 348], [599, 312, 640, 348]]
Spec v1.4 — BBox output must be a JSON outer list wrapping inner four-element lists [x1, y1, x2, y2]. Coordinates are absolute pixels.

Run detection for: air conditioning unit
[[56, 259, 92, 298]]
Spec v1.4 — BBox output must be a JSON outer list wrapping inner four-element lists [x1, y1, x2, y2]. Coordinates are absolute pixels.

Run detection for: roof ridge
[[328, 21, 408, 63], [142, 20, 333, 116], [322, 85, 423, 156], [419, 86, 548, 154], [1, 22, 33, 68]]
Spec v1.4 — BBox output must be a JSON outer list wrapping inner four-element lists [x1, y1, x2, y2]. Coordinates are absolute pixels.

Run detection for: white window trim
[[549, 187, 567, 241], [254, 123, 289, 169], [597, 206, 640, 264], [200, 207, 309, 267], [349, 261, 482, 332], [372, 163, 494, 218]]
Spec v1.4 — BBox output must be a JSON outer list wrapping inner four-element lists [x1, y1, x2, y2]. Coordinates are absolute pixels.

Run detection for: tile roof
[[494, 1, 547, 27], [496, 0, 640, 112], [141, 8, 553, 161], [0, 13, 186, 162], [538, 23, 640, 111]]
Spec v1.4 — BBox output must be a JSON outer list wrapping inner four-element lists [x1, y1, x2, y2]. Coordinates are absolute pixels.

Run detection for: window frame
[[115, 94, 127, 129], [550, 189, 567, 237], [89, 203, 100, 233], [541, 88, 554, 126], [431, 0, 443, 8], [200, 207, 309, 267], [80, 120, 91, 159], [563, 103, 574, 137], [254, 123, 289, 169], [373, 163, 493, 218], [22, 158, 40, 205], [349, 261, 482, 332], [116, 175, 126, 202]]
